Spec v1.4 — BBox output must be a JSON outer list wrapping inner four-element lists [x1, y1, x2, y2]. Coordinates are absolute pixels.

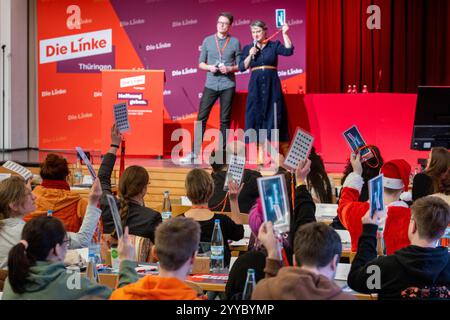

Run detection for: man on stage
[[180, 12, 241, 164]]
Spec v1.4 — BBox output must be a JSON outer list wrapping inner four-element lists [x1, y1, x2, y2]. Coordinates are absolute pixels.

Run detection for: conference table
[[88, 262, 376, 300]]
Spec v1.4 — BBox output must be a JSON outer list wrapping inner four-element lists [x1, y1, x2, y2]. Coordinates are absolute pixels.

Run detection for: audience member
[[208, 148, 261, 213], [347, 196, 450, 299], [226, 159, 316, 299], [110, 217, 204, 300], [338, 154, 411, 254], [99, 125, 161, 242], [307, 147, 335, 203], [331, 145, 384, 230], [24, 153, 87, 232], [0, 177, 103, 269], [183, 168, 244, 267], [2, 218, 136, 299], [251, 221, 353, 300], [412, 147, 450, 201]]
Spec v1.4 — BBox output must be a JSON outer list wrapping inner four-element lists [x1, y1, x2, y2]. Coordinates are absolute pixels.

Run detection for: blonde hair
[[185, 169, 214, 205]]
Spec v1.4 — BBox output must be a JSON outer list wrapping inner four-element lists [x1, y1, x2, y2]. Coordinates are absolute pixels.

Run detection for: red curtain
[[306, 0, 450, 93]]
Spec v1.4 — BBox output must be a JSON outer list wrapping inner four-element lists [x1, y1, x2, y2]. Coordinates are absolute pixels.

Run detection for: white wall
[[29, 0, 38, 148], [0, 0, 29, 150]]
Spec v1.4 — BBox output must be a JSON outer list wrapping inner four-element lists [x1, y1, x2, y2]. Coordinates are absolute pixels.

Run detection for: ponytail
[[119, 195, 129, 229], [7, 216, 66, 294], [7, 242, 33, 293]]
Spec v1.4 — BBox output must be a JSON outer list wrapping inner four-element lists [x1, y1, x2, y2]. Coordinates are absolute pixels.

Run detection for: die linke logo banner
[[39, 29, 112, 64], [120, 75, 146, 88]]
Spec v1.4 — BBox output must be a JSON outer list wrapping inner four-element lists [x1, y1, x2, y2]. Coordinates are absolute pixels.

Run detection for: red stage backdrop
[[37, 0, 306, 151]]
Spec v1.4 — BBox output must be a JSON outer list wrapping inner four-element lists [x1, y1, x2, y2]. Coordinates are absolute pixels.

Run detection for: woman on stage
[[239, 20, 293, 157]]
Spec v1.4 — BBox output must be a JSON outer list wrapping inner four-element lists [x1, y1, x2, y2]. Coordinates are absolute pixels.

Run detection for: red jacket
[[338, 172, 411, 255]]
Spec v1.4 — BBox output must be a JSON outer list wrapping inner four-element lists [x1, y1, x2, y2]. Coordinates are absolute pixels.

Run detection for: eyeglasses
[[217, 21, 230, 26], [63, 238, 71, 248]]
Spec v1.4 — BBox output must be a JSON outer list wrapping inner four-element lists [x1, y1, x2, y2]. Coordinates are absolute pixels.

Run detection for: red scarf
[[41, 179, 71, 191]]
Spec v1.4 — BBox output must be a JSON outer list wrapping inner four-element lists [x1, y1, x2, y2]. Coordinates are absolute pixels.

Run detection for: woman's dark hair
[[40, 153, 70, 180], [8, 216, 66, 294], [425, 147, 450, 194], [307, 148, 333, 203], [341, 145, 384, 202]]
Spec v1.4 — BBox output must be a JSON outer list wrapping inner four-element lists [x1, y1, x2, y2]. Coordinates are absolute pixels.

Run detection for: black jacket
[[98, 153, 162, 243], [412, 173, 434, 201], [208, 169, 261, 213], [348, 224, 450, 299]]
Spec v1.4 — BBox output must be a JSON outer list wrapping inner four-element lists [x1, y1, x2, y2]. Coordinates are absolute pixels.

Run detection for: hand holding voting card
[[106, 194, 123, 238], [113, 102, 130, 133], [257, 174, 290, 234], [284, 128, 314, 170], [75, 147, 96, 179], [343, 125, 374, 162], [369, 174, 385, 218], [223, 154, 246, 191], [2, 161, 33, 181], [275, 9, 286, 28]]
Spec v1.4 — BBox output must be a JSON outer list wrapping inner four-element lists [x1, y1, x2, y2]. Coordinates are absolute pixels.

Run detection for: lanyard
[[215, 34, 231, 60], [261, 29, 282, 44]]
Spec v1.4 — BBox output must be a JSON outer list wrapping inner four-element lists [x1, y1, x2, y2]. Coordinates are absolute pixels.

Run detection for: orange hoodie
[[109, 275, 202, 300], [24, 185, 87, 232]]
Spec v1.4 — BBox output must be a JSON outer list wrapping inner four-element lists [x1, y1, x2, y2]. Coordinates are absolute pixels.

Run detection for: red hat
[[381, 159, 411, 191]]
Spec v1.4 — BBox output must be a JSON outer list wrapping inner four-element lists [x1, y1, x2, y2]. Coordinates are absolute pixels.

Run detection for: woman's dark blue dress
[[239, 40, 294, 142]]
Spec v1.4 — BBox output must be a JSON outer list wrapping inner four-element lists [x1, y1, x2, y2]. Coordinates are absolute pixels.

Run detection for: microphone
[[1, 45, 6, 50], [251, 40, 257, 60]]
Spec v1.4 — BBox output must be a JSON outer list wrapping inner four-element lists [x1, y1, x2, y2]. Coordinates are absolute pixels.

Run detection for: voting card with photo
[[114, 102, 130, 133], [369, 174, 384, 218], [75, 147, 97, 179], [276, 9, 286, 28], [106, 194, 123, 238], [257, 174, 290, 234], [2, 161, 33, 181], [224, 154, 246, 191], [284, 127, 314, 170], [343, 125, 373, 161]]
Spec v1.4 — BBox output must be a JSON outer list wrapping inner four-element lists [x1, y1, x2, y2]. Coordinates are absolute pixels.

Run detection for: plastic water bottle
[[88, 241, 102, 265], [376, 229, 385, 256], [110, 244, 119, 269], [242, 268, 256, 300], [347, 85, 352, 93], [210, 219, 224, 273], [362, 85, 368, 93], [74, 157, 83, 185], [352, 85, 358, 94], [47, 210, 53, 217], [161, 191, 172, 221]]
